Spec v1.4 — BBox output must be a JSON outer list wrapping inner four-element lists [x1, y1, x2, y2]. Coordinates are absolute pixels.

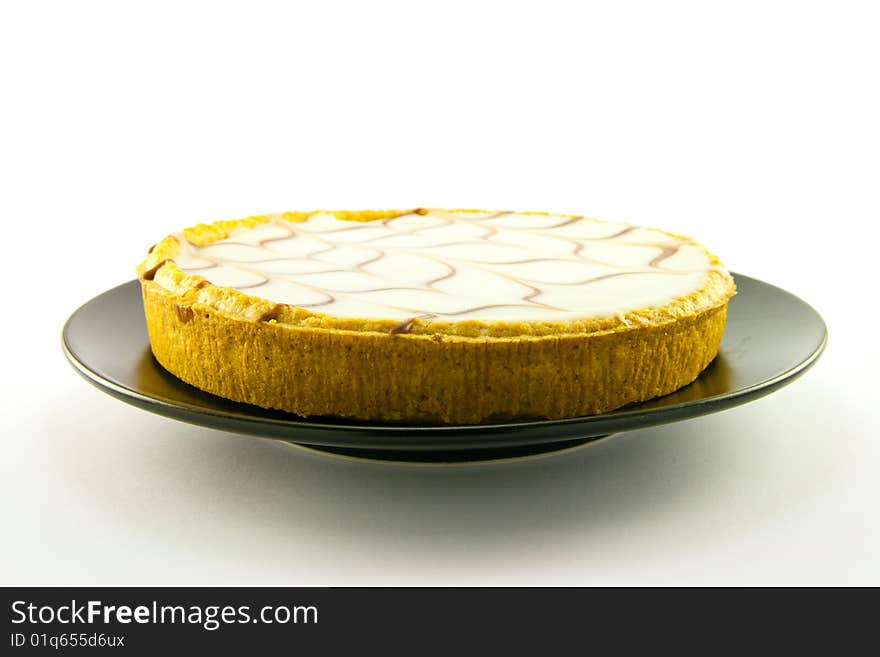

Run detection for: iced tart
[[137, 209, 736, 424]]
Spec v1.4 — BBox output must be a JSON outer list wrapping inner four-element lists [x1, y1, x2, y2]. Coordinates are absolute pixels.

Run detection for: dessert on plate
[[137, 208, 736, 424]]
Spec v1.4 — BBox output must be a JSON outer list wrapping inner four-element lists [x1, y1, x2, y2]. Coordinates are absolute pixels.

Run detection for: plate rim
[[61, 274, 827, 443]]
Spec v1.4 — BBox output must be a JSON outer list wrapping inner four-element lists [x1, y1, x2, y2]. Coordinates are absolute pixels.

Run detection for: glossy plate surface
[[62, 275, 826, 461]]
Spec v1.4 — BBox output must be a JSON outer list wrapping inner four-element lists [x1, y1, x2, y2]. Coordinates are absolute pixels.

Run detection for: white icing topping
[[173, 210, 715, 321]]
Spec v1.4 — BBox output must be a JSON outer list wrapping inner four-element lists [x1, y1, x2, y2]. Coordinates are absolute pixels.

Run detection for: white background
[[2, 1, 878, 585]]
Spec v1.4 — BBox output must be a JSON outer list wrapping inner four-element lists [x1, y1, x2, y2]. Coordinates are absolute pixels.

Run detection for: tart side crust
[[138, 209, 735, 424], [142, 278, 728, 423]]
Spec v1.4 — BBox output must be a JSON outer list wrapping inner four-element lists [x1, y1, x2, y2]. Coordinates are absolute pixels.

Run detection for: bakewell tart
[[137, 209, 736, 424]]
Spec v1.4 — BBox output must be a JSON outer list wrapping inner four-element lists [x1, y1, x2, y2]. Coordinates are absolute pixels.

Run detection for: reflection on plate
[[62, 274, 825, 463]]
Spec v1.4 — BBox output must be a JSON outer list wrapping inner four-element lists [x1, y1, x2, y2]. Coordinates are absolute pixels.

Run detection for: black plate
[[62, 275, 826, 462]]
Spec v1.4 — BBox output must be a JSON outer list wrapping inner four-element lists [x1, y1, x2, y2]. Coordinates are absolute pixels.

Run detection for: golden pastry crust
[[137, 209, 736, 424]]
